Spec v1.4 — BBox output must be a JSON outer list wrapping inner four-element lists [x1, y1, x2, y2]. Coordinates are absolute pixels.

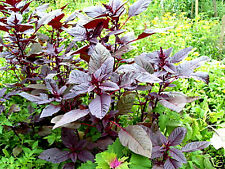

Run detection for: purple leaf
[[135, 27, 171, 41], [7, 12, 23, 26], [38, 148, 70, 163], [169, 148, 187, 163], [159, 92, 199, 113], [164, 158, 182, 169], [83, 6, 107, 18], [118, 125, 152, 158], [65, 12, 77, 23], [182, 141, 210, 152], [59, 86, 67, 95], [19, 92, 51, 105], [89, 94, 111, 119], [37, 9, 63, 29], [61, 128, 79, 149], [66, 25, 87, 42], [35, 3, 49, 13], [94, 57, 114, 78], [106, 29, 126, 37], [71, 83, 90, 96], [136, 71, 162, 83], [88, 43, 112, 74], [164, 47, 173, 58], [45, 74, 59, 94], [53, 109, 89, 129], [0, 88, 6, 98], [92, 137, 114, 150], [40, 104, 61, 118], [176, 56, 209, 77], [135, 53, 154, 74], [142, 125, 167, 147], [99, 81, 119, 91], [163, 63, 176, 73], [83, 18, 109, 29], [168, 127, 186, 146], [68, 70, 90, 84], [69, 152, 78, 163], [151, 146, 164, 159], [121, 32, 136, 44], [190, 72, 209, 84], [169, 47, 193, 63], [128, 0, 152, 17], [63, 162, 75, 169], [78, 150, 94, 162], [108, 0, 126, 17]]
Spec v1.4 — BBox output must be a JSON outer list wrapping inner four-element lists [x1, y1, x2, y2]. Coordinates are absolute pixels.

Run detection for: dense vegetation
[[0, 0, 224, 169]]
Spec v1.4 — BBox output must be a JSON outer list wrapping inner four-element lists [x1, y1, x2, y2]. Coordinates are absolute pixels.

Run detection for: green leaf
[[96, 152, 116, 169], [203, 157, 215, 169], [78, 161, 97, 169], [107, 139, 125, 158], [129, 153, 151, 169], [159, 114, 168, 131], [0, 125, 3, 134], [32, 141, 38, 149], [2, 149, 10, 157]]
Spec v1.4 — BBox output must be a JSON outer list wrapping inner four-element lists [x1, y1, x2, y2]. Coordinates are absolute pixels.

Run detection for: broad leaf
[[176, 56, 209, 77], [190, 72, 209, 84], [0, 88, 6, 98], [135, 53, 154, 74], [78, 150, 94, 162], [118, 125, 152, 158], [27, 84, 47, 90], [45, 74, 59, 94], [182, 141, 210, 152], [159, 92, 199, 112], [61, 128, 79, 149], [84, 6, 106, 18], [51, 115, 81, 129], [129, 153, 151, 169], [99, 81, 119, 91], [151, 146, 164, 159], [169, 47, 193, 63], [136, 27, 172, 41], [37, 9, 63, 29], [68, 70, 90, 84], [168, 127, 186, 146], [136, 72, 161, 83], [40, 104, 61, 118], [53, 109, 89, 129], [38, 148, 70, 163], [164, 158, 182, 169], [117, 92, 135, 114], [94, 57, 114, 77], [19, 92, 51, 104], [89, 94, 111, 119], [63, 162, 75, 169], [169, 148, 187, 163], [66, 25, 87, 42], [70, 83, 90, 96], [7, 12, 23, 26], [88, 43, 112, 74], [142, 124, 167, 147], [128, 0, 152, 17]]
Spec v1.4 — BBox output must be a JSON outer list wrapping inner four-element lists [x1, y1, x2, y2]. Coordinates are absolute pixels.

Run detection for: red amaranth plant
[[0, 0, 210, 168]]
